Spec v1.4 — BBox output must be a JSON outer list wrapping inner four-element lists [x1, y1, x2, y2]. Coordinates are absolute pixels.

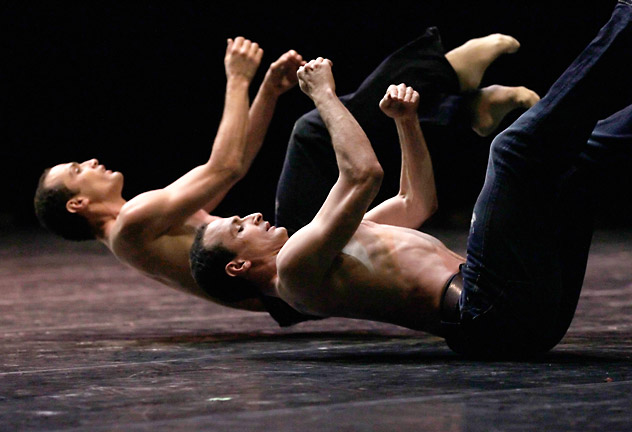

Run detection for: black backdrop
[[5, 1, 630, 231]]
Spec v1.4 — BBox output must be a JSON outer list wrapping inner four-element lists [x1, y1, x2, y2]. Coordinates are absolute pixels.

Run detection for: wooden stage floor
[[2, 227, 632, 431]]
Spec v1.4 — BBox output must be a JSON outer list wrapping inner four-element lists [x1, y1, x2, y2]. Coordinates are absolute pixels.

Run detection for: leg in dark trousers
[[452, 1, 632, 357]]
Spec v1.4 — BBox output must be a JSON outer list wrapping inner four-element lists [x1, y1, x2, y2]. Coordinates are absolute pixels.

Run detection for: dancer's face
[[202, 213, 288, 262], [46, 158, 124, 204]]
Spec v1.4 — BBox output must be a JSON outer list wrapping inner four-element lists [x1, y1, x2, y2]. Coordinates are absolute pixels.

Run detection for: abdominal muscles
[[320, 221, 464, 333]]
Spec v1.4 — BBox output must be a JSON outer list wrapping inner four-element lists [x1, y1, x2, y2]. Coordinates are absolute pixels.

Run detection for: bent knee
[[488, 127, 532, 168]]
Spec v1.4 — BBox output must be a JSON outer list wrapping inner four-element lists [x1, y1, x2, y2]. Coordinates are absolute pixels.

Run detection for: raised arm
[[245, 51, 305, 169], [364, 83, 438, 228], [276, 58, 383, 307], [119, 37, 263, 238], [200, 49, 305, 212]]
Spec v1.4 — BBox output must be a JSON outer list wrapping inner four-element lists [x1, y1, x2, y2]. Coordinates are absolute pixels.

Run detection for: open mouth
[[100, 165, 115, 175]]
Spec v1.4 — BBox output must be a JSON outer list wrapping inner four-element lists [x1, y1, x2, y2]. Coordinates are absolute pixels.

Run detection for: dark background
[[4, 1, 630, 232]]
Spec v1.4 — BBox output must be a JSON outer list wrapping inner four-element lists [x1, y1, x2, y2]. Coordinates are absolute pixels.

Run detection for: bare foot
[[470, 85, 540, 137], [445, 34, 521, 92]]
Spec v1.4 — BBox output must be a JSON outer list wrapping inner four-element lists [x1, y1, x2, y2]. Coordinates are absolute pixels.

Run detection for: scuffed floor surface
[[1, 227, 632, 431]]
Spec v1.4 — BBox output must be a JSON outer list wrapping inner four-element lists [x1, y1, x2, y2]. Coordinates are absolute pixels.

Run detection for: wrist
[[395, 114, 418, 125], [226, 75, 251, 89], [311, 87, 337, 106], [258, 80, 282, 99]]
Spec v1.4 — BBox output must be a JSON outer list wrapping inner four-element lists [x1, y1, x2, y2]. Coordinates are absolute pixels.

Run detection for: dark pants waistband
[[440, 271, 463, 325]]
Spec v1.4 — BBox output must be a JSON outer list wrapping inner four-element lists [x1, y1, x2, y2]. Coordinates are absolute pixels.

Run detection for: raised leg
[[549, 103, 632, 347], [445, 34, 521, 91], [469, 85, 541, 136], [456, 1, 632, 356]]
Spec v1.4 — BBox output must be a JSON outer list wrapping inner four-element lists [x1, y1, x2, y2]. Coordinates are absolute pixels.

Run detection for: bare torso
[[107, 209, 214, 298], [281, 220, 465, 336]]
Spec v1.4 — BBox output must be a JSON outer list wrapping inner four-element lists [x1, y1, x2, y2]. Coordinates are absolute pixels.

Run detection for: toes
[[500, 34, 521, 53]]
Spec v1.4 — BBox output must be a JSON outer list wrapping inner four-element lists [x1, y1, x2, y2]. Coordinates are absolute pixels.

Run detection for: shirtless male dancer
[[186, 30, 539, 326], [191, 0, 632, 357], [34, 37, 301, 316], [34, 32, 537, 327]]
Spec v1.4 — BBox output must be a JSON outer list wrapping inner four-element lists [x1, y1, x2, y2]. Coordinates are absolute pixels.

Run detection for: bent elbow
[[210, 161, 246, 183], [343, 162, 383, 185], [420, 199, 439, 228], [224, 159, 249, 181], [340, 162, 383, 198], [359, 165, 383, 197], [404, 194, 438, 229], [419, 197, 439, 226], [371, 164, 384, 183], [230, 164, 248, 182], [428, 197, 439, 217], [359, 163, 384, 189]]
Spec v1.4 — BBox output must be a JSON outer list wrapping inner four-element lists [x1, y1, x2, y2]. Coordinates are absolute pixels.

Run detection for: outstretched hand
[[297, 57, 335, 100], [263, 50, 305, 96], [379, 83, 420, 119], [225, 37, 264, 82]]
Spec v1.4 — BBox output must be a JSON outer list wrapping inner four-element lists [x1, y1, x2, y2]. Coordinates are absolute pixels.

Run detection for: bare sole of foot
[[470, 85, 541, 137], [446, 34, 521, 92]]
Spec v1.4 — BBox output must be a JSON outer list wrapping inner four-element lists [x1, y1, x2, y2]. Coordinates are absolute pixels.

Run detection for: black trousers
[[275, 26, 471, 236]]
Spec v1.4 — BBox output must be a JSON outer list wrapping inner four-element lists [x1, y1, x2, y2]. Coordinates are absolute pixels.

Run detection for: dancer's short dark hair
[[189, 224, 259, 303], [33, 168, 95, 241]]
